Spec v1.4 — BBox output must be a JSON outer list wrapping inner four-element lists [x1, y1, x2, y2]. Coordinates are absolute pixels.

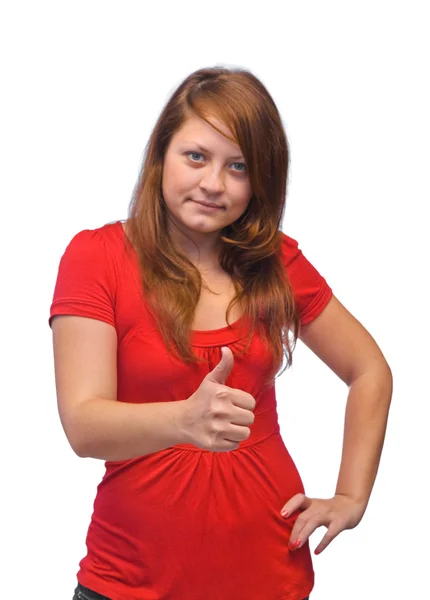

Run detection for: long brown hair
[[126, 66, 300, 390]]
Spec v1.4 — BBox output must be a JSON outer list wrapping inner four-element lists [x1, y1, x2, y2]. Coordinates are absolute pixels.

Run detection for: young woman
[[50, 66, 392, 600]]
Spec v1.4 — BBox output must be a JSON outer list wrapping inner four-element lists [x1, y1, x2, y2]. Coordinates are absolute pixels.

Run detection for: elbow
[[65, 427, 87, 458], [69, 439, 86, 458], [73, 444, 87, 458], [351, 360, 393, 386]]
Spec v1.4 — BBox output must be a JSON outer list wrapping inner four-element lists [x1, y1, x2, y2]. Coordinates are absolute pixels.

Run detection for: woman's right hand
[[181, 347, 256, 452]]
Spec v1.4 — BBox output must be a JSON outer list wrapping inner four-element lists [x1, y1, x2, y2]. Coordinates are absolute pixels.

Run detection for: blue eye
[[186, 152, 247, 173], [188, 152, 204, 162]]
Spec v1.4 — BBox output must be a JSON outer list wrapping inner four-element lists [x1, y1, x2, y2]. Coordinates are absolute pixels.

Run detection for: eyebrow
[[180, 141, 245, 161]]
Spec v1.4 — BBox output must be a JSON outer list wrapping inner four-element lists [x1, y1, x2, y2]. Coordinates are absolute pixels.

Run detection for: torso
[[122, 221, 243, 331]]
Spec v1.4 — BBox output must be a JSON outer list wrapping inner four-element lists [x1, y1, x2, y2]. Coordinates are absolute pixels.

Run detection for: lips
[[191, 199, 223, 209]]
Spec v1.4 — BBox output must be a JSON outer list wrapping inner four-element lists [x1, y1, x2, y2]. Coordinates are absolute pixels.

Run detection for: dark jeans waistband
[[73, 582, 111, 600], [73, 581, 310, 600]]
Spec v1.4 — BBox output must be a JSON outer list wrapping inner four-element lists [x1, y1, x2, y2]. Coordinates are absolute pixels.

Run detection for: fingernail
[[281, 510, 288, 517], [293, 539, 301, 549]]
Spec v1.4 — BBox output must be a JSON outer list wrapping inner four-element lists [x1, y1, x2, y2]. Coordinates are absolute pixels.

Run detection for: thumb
[[206, 346, 234, 385]]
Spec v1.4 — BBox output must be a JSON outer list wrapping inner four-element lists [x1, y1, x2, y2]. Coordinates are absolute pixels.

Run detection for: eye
[[185, 152, 247, 174], [232, 162, 247, 173], [186, 151, 205, 162]]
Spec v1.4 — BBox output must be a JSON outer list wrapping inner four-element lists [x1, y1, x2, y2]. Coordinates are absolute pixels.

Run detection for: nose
[[199, 167, 226, 194]]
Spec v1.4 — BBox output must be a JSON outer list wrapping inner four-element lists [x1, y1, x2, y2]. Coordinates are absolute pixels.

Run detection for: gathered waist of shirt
[[173, 404, 281, 452]]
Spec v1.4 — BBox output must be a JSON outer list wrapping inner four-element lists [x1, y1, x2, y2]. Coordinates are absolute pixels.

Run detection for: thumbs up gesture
[[181, 347, 256, 452]]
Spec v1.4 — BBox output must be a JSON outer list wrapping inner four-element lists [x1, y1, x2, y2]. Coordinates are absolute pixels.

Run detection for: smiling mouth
[[191, 199, 224, 209]]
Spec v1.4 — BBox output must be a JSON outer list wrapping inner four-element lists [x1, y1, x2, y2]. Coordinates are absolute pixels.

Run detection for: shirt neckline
[[112, 220, 250, 346]]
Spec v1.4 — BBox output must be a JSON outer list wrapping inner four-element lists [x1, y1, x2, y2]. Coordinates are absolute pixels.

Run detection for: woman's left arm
[[280, 294, 393, 555]]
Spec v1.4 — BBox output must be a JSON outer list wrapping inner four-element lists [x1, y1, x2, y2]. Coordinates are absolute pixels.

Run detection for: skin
[[161, 113, 253, 269]]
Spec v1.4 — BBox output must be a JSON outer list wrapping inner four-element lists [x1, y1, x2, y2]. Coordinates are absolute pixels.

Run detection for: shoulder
[[56, 221, 126, 290], [66, 220, 122, 245], [277, 230, 302, 270], [61, 221, 123, 260], [276, 229, 333, 325], [49, 222, 122, 329], [277, 229, 299, 249]]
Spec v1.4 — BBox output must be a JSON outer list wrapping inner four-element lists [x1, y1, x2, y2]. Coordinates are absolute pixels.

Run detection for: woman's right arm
[[51, 315, 190, 461]]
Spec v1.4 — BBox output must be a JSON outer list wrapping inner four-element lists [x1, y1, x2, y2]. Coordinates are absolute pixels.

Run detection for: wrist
[[334, 491, 369, 509], [173, 399, 194, 445]]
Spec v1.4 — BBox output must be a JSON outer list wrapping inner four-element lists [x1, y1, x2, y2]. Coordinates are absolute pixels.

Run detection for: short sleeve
[[48, 229, 116, 329], [280, 231, 333, 325]]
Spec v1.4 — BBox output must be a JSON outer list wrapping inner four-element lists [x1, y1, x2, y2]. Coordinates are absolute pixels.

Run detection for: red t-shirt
[[49, 221, 333, 600]]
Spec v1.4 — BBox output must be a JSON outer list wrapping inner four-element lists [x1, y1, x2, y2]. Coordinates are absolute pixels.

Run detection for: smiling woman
[[160, 113, 254, 262], [122, 69, 300, 383], [49, 65, 391, 600]]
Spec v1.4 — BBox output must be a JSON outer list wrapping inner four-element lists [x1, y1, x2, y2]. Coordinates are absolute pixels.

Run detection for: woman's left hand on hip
[[280, 493, 367, 555]]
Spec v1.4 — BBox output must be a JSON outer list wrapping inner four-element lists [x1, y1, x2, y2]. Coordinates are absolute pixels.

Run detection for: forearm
[[73, 397, 190, 461], [335, 367, 393, 507]]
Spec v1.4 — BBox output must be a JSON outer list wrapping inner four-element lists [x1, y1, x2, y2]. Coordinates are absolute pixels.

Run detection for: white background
[[1, 1, 428, 598]]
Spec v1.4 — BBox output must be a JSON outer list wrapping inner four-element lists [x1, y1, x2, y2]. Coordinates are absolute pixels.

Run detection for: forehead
[[172, 114, 238, 150]]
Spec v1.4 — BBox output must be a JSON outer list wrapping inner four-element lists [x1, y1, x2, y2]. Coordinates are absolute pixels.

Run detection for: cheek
[[233, 178, 252, 202], [235, 189, 253, 214], [163, 162, 195, 198], [162, 162, 177, 196]]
